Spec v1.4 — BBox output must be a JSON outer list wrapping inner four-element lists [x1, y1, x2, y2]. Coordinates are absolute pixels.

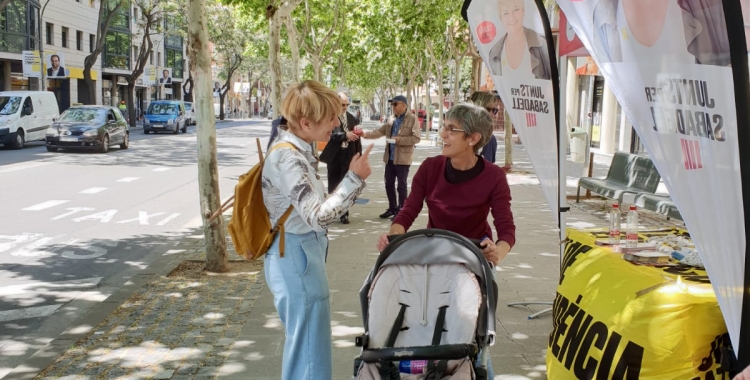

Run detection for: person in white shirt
[[47, 55, 65, 77], [261, 80, 373, 380]]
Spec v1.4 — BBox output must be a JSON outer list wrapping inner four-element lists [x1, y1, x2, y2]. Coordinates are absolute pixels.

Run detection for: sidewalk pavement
[[10, 127, 684, 380]]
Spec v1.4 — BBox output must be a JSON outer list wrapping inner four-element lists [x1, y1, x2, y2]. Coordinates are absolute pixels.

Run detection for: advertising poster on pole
[[557, 0, 746, 364], [22, 51, 41, 78], [465, 0, 559, 223], [158, 68, 172, 85], [46, 52, 67, 78]]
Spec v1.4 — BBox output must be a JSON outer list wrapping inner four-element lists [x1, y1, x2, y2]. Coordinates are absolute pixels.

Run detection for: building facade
[[0, 0, 187, 113]]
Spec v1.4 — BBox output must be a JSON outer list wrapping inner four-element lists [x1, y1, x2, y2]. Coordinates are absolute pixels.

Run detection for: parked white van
[[0, 91, 60, 149]]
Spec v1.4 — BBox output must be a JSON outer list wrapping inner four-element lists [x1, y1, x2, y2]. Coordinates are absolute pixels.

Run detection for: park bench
[[576, 152, 661, 204], [634, 193, 683, 221]]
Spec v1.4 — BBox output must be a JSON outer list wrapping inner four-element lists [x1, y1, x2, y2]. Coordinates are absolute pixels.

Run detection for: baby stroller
[[353, 229, 498, 379]]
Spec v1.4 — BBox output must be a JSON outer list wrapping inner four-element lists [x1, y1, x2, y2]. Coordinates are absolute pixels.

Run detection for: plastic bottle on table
[[626, 205, 639, 248], [609, 203, 621, 245], [399, 360, 428, 374]]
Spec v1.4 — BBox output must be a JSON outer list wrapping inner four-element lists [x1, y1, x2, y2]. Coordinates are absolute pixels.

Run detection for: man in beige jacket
[[362, 95, 421, 219]]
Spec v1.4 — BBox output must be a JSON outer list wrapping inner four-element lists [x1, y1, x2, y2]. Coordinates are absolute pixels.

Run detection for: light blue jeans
[[265, 230, 331, 380]]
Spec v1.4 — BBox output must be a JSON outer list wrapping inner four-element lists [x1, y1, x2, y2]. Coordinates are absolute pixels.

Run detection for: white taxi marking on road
[[116, 211, 165, 225], [11, 234, 66, 257], [0, 305, 62, 323], [79, 187, 108, 194], [0, 233, 43, 253], [61, 240, 116, 259], [152, 167, 171, 172], [0, 161, 52, 174], [156, 213, 181, 226], [72, 210, 118, 223], [51, 207, 95, 220], [22, 200, 70, 211], [116, 177, 140, 183]]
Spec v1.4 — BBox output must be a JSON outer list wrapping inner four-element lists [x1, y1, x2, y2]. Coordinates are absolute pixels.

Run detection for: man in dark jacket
[[319, 92, 362, 224]]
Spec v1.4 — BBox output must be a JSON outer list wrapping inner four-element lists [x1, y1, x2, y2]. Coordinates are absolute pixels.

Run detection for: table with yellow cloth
[[546, 228, 729, 379]]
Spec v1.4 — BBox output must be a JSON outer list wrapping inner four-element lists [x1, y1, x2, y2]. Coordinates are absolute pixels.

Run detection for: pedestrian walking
[[262, 80, 374, 380], [376, 103, 515, 379], [319, 92, 362, 224], [469, 91, 500, 163], [361, 95, 421, 219]]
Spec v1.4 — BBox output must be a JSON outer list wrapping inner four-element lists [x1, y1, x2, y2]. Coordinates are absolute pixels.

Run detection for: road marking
[[156, 213, 181, 226], [79, 187, 108, 194], [116, 211, 165, 225], [22, 200, 70, 211], [61, 240, 112, 259], [51, 207, 95, 220], [0, 233, 43, 253], [0, 277, 103, 296], [72, 209, 118, 223], [152, 167, 171, 172], [0, 161, 52, 174], [116, 177, 140, 183], [11, 234, 66, 257], [0, 305, 62, 323]]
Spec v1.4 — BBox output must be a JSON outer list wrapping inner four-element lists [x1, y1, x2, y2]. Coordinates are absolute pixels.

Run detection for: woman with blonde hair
[[487, 0, 551, 79], [262, 80, 374, 379]]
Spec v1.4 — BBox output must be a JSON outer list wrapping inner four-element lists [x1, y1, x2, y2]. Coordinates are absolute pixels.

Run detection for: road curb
[[2, 241, 198, 380]]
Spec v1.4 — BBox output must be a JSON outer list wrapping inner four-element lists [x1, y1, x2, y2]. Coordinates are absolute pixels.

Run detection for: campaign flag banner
[[22, 51, 41, 78], [465, 0, 559, 223], [558, 0, 746, 355]]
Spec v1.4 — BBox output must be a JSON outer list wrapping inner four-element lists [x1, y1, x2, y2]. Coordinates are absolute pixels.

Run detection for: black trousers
[[384, 160, 410, 213], [328, 154, 352, 218]]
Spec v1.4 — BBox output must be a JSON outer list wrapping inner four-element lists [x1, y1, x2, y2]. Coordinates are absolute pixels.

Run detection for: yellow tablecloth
[[546, 228, 729, 379]]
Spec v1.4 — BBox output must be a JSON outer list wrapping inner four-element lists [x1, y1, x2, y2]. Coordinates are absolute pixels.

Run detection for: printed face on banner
[[468, 0, 559, 223], [558, 0, 744, 359]]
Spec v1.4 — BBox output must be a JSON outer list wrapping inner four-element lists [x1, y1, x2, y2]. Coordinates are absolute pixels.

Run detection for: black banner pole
[[722, 0, 750, 372]]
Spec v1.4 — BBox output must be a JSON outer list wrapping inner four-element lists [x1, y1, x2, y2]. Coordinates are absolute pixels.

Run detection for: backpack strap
[[267, 141, 297, 258]]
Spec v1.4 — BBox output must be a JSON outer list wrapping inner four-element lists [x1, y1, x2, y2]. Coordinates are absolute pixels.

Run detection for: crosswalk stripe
[[0, 277, 103, 296]]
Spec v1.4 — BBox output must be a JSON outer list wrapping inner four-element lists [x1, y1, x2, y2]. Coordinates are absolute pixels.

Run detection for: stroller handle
[[388, 235, 485, 249], [361, 344, 479, 363]]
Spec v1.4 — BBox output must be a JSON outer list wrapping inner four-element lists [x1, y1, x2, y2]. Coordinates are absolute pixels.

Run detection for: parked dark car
[[370, 113, 380, 121], [45, 106, 129, 153]]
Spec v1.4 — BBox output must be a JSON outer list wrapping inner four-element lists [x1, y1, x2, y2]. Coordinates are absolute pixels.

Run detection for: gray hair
[[444, 103, 494, 153]]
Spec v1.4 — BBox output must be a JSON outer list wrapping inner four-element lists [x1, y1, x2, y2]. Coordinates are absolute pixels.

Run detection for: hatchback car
[[45, 106, 129, 153], [143, 100, 187, 134]]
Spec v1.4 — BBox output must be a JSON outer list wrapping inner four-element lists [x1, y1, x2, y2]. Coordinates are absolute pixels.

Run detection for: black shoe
[[379, 210, 396, 219], [389, 211, 399, 221], [340, 215, 350, 224]]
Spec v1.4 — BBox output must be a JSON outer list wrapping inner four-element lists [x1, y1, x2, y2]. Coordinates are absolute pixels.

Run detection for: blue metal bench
[[634, 193, 683, 221], [576, 152, 661, 204]]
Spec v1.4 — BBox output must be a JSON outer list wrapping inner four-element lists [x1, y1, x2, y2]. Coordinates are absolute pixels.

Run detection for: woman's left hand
[[480, 238, 500, 267]]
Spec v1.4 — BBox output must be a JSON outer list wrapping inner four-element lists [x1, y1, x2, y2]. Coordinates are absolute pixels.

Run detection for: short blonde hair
[[281, 80, 341, 128]]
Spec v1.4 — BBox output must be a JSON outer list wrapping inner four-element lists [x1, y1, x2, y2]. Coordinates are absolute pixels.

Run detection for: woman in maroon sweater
[[377, 103, 515, 267]]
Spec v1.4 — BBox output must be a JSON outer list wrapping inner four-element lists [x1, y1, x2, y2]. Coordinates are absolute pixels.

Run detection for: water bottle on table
[[626, 205, 639, 248], [608, 203, 621, 245]]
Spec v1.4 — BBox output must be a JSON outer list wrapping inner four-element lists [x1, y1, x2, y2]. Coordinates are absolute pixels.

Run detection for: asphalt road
[[0, 118, 276, 378]]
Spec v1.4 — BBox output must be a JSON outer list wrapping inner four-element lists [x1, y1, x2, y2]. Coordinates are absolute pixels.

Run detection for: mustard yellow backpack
[[213, 141, 295, 259]]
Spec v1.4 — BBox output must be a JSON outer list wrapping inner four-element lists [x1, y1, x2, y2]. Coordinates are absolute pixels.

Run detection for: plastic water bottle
[[626, 205, 639, 248], [399, 360, 428, 374], [609, 203, 621, 245]]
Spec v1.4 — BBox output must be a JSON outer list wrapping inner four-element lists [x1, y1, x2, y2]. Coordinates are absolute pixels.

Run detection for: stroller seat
[[368, 264, 481, 348], [354, 229, 498, 380]]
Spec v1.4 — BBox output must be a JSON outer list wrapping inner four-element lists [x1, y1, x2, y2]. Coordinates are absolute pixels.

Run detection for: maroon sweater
[[392, 156, 516, 247]]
